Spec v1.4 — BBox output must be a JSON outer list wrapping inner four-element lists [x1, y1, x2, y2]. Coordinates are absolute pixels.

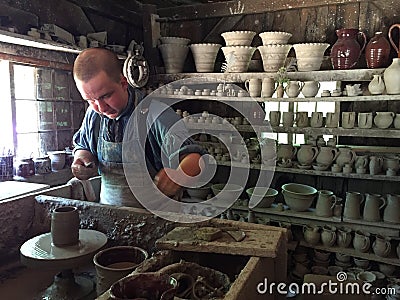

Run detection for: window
[[0, 61, 86, 158]]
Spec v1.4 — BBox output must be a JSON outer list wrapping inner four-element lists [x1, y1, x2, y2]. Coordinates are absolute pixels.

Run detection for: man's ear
[[121, 75, 129, 88]]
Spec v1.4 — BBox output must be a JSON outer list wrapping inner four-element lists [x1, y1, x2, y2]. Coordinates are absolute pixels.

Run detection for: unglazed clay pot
[[190, 43, 221, 72], [221, 46, 256, 72], [221, 30, 256, 46], [259, 31, 292, 45], [384, 58, 400, 94], [257, 44, 292, 72], [330, 28, 367, 69], [158, 44, 189, 73], [293, 43, 330, 71]]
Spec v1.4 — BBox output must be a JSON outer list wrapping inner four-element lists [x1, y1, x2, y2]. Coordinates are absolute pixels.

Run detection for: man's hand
[[154, 168, 183, 198], [71, 150, 98, 180]]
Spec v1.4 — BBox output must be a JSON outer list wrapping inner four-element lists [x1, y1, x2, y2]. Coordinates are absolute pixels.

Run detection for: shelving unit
[[154, 68, 400, 268]]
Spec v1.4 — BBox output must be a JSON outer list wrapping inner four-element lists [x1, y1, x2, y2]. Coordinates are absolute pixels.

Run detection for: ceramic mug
[[245, 78, 262, 97], [326, 112, 339, 128], [261, 78, 276, 98], [296, 111, 309, 127], [310, 112, 323, 128], [282, 112, 295, 127], [358, 112, 373, 129], [342, 112, 356, 129], [269, 111, 281, 126]]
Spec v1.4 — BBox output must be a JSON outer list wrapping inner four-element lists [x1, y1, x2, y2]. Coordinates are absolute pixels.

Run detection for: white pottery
[[335, 147, 356, 168], [259, 31, 292, 45], [383, 58, 400, 94], [374, 111, 394, 129], [353, 230, 371, 253], [257, 44, 292, 72], [293, 43, 330, 71], [372, 235, 391, 258], [221, 46, 256, 72], [316, 147, 339, 166], [301, 81, 320, 97], [384, 194, 400, 223], [343, 191, 363, 220], [158, 44, 189, 73], [368, 74, 385, 95], [394, 113, 400, 128], [363, 193, 386, 222], [357, 112, 373, 129], [48, 151, 66, 171], [159, 36, 191, 45], [190, 43, 221, 72], [369, 156, 383, 175], [383, 155, 400, 172], [321, 225, 337, 247], [221, 31, 256, 46], [285, 81, 304, 98], [297, 144, 318, 166]]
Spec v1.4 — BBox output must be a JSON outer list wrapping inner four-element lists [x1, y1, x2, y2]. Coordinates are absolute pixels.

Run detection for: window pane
[[15, 100, 38, 133], [14, 65, 36, 99], [16, 133, 39, 157]]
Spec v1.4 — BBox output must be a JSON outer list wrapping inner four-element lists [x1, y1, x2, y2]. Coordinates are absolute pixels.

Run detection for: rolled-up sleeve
[[146, 100, 206, 170], [73, 107, 100, 157]]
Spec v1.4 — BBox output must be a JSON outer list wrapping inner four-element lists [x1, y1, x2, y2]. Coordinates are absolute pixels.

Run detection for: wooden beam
[[157, 0, 372, 21], [0, 52, 72, 70], [203, 15, 243, 42], [66, 0, 143, 26]]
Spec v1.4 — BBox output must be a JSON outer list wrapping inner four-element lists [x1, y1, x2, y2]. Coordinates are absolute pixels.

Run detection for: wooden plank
[[203, 15, 244, 43], [157, 0, 372, 21], [0, 52, 73, 71], [156, 224, 284, 258], [0, 181, 50, 201], [0, 3, 38, 33]]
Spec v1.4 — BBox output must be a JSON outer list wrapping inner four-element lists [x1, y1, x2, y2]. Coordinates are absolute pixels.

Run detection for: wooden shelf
[[185, 122, 400, 138], [152, 69, 385, 83], [299, 240, 400, 267], [153, 93, 400, 103]]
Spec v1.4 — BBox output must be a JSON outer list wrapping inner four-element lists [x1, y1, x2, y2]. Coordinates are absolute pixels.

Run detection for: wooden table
[[0, 181, 50, 201]]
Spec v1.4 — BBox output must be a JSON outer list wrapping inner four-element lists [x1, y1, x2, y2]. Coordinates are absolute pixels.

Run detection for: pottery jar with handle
[[316, 146, 339, 167], [362, 193, 386, 222], [368, 74, 385, 95], [297, 144, 318, 166], [335, 147, 356, 168], [343, 191, 364, 220], [353, 230, 371, 253], [383, 194, 400, 224], [330, 28, 367, 69], [321, 225, 337, 247], [337, 227, 352, 248], [372, 235, 392, 258], [303, 225, 320, 245], [369, 156, 383, 175], [374, 111, 395, 129], [365, 31, 391, 68], [285, 81, 304, 98], [316, 190, 337, 217]]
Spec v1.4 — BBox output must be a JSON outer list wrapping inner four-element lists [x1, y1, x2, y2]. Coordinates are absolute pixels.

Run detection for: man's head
[[73, 48, 129, 119]]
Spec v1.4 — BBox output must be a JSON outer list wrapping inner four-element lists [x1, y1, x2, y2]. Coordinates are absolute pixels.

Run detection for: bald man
[[72, 48, 203, 207]]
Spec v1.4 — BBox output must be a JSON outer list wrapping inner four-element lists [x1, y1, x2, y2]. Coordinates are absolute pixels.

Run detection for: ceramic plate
[[297, 164, 312, 169], [312, 164, 330, 171]]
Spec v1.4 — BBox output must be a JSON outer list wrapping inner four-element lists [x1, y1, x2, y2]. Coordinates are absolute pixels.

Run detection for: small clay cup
[[51, 206, 79, 247]]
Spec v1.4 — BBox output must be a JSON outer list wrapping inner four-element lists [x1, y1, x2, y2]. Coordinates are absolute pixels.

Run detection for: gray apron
[[97, 114, 145, 208]]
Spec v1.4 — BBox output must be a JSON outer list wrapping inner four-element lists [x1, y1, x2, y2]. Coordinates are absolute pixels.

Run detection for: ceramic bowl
[[186, 183, 212, 200], [353, 258, 370, 269], [259, 31, 292, 45], [246, 187, 278, 208], [281, 183, 317, 211], [211, 183, 243, 201], [257, 44, 292, 72], [221, 31, 256, 46], [159, 36, 191, 45]]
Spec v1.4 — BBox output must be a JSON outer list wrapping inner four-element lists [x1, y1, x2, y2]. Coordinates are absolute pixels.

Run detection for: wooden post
[[142, 4, 160, 75]]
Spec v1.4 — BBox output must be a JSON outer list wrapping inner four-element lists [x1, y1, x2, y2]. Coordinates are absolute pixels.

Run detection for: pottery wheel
[[20, 229, 107, 300], [20, 229, 107, 269]]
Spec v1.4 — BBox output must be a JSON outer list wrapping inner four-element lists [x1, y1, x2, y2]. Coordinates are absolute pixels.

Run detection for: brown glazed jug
[[330, 28, 367, 69], [365, 31, 391, 68]]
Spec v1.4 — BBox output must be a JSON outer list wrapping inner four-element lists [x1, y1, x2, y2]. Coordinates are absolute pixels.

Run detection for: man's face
[[75, 71, 129, 119]]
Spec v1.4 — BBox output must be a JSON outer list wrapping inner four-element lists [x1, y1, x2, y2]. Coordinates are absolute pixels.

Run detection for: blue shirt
[[73, 87, 204, 174]]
